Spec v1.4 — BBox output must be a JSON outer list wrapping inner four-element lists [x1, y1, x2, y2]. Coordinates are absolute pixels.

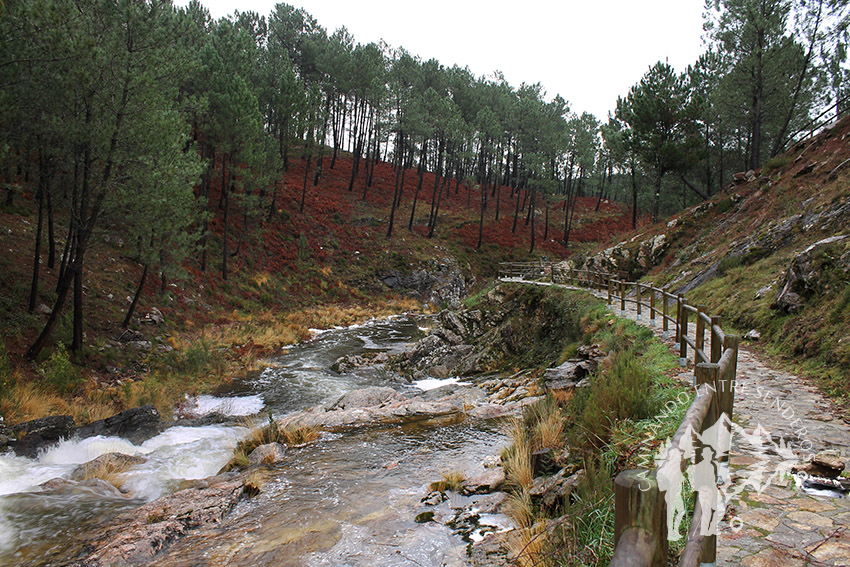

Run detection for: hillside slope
[[573, 115, 850, 402], [0, 144, 636, 424]]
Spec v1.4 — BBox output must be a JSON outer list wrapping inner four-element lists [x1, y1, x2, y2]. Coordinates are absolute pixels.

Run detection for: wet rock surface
[[773, 234, 850, 313], [70, 452, 148, 482], [11, 414, 76, 457], [68, 472, 253, 567], [74, 404, 162, 445], [246, 442, 286, 466], [379, 256, 469, 309]]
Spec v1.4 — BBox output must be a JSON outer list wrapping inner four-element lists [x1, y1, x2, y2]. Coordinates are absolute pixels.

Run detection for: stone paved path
[[503, 279, 850, 566]]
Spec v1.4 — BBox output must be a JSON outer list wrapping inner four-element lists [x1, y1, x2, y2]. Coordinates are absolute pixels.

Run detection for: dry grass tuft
[[506, 520, 548, 567], [502, 418, 534, 491], [280, 423, 320, 446], [429, 470, 466, 493], [532, 406, 566, 452], [243, 469, 266, 496], [223, 417, 320, 472]]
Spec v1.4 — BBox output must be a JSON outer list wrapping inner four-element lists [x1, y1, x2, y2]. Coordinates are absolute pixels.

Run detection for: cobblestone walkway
[[504, 279, 850, 566]]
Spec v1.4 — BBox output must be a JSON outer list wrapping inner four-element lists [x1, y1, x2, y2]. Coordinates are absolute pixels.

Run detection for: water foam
[[181, 394, 265, 418], [412, 378, 471, 391]]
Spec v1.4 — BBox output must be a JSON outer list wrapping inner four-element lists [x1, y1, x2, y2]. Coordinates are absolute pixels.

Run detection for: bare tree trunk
[[408, 140, 428, 230], [28, 174, 45, 313], [122, 263, 149, 328], [631, 164, 639, 229], [46, 188, 56, 268]]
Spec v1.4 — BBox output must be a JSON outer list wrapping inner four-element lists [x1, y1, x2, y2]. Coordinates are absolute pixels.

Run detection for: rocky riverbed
[[2, 284, 612, 566]]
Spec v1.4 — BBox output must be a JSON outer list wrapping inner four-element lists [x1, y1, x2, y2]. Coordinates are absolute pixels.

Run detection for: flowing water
[[0, 315, 511, 566]]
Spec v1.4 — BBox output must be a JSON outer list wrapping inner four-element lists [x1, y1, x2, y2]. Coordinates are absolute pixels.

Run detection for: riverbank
[[1, 283, 696, 566], [0, 297, 425, 429]]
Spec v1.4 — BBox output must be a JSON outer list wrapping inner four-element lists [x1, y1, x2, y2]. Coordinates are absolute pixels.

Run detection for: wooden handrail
[[498, 262, 741, 567]]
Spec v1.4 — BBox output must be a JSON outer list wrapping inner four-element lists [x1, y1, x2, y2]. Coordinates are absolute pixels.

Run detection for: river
[[0, 315, 511, 566]]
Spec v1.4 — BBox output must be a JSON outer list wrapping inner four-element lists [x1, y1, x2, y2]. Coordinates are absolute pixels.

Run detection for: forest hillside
[[571, 114, 850, 403]]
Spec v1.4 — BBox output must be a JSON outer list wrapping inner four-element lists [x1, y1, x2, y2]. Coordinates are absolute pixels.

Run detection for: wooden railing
[[499, 262, 740, 567]]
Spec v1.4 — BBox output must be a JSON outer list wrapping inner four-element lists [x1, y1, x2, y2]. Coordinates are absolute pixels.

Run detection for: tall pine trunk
[[122, 263, 149, 328]]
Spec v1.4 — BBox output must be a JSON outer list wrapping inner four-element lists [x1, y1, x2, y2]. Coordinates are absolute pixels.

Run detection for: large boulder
[[279, 386, 471, 431], [70, 452, 147, 481], [321, 386, 407, 411], [75, 405, 162, 444], [773, 235, 850, 313], [380, 257, 468, 309], [69, 472, 251, 566], [247, 443, 286, 466], [12, 414, 76, 457]]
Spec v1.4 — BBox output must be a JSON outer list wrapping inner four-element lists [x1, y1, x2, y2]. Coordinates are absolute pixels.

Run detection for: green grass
[[500, 286, 685, 567], [686, 246, 850, 405]]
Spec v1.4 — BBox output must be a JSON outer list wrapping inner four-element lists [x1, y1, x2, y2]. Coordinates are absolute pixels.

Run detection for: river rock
[[70, 472, 250, 566], [12, 414, 76, 457], [473, 491, 508, 514], [0, 423, 13, 451], [75, 405, 162, 444], [774, 235, 850, 313], [793, 451, 846, 479], [421, 491, 446, 506], [542, 345, 604, 393], [331, 352, 390, 373], [12, 414, 75, 440], [468, 530, 512, 567], [379, 257, 468, 309], [280, 385, 469, 431], [247, 442, 286, 466], [463, 468, 506, 494], [529, 468, 583, 509], [542, 360, 595, 392], [321, 386, 407, 411], [417, 384, 485, 405], [71, 452, 147, 481], [40, 477, 128, 499]]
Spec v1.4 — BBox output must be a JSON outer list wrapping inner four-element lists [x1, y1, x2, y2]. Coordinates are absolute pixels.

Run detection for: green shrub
[[715, 198, 734, 215], [762, 155, 791, 176], [579, 348, 657, 448], [39, 344, 80, 394], [717, 254, 742, 275], [156, 340, 226, 376]]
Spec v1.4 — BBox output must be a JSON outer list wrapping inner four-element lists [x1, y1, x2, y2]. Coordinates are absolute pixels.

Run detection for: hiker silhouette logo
[[654, 414, 801, 541]]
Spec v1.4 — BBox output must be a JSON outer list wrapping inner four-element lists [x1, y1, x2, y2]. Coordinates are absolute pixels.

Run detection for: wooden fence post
[[717, 334, 740, 476], [695, 305, 707, 365], [649, 287, 656, 327], [710, 315, 722, 363], [662, 287, 670, 339], [620, 281, 626, 316], [678, 295, 687, 367], [612, 470, 668, 567], [636, 283, 643, 321], [607, 278, 613, 305]]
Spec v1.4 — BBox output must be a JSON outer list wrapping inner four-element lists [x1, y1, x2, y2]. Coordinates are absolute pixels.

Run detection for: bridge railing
[[498, 262, 740, 567]]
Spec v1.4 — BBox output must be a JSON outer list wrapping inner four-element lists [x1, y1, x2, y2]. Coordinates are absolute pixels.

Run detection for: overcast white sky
[[183, 0, 707, 120]]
